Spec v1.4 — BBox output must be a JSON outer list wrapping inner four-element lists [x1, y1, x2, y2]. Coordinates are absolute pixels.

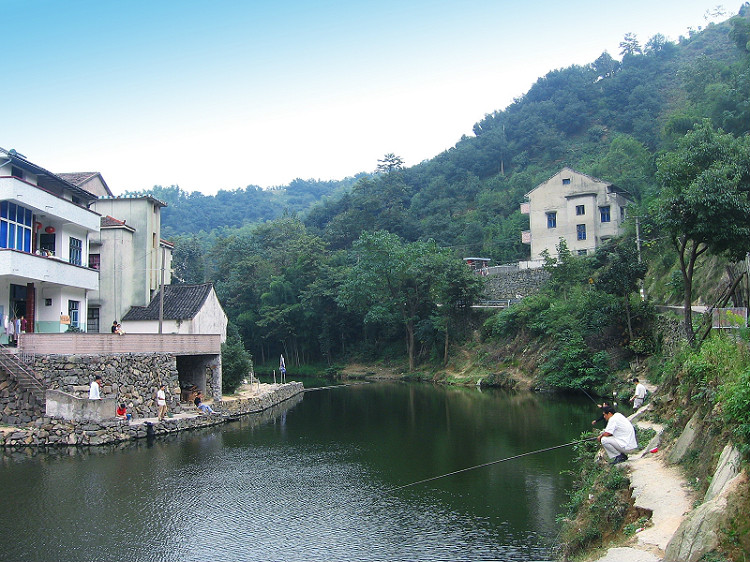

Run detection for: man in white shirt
[[89, 375, 103, 399], [631, 378, 647, 409], [156, 383, 168, 421], [598, 407, 638, 464]]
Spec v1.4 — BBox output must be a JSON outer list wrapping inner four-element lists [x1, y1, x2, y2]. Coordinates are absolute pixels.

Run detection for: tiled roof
[[122, 283, 215, 321], [100, 215, 135, 231], [58, 172, 98, 185]]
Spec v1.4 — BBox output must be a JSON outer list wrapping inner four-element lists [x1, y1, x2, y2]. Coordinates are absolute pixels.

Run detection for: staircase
[[0, 346, 46, 407]]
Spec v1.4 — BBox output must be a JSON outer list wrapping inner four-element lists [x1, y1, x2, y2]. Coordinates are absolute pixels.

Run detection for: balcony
[[0, 248, 99, 290], [0, 176, 99, 232]]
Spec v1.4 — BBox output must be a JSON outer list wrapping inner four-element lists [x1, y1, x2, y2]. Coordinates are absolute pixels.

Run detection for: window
[[0, 201, 32, 252], [10, 166, 24, 180], [600, 206, 611, 223], [576, 205, 585, 215], [69, 237, 82, 266], [88, 253, 100, 270], [68, 300, 80, 328], [577, 249, 587, 256], [45, 298, 52, 307], [39, 233, 56, 255], [87, 307, 100, 333], [577, 224, 587, 240], [546, 212, 557, 229], [562, 178, 571, 185], [621, 206, 626, 220]]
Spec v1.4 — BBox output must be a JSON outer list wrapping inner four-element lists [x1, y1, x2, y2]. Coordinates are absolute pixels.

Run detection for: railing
[[17, 333, 222, 356], [0, 345, 46, 405]]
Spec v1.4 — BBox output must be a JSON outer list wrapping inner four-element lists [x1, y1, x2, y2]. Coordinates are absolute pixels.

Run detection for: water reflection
[[0, 382, 593, 562]]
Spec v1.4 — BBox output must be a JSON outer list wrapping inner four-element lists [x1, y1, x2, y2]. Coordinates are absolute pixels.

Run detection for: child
[[116, 403, 131, 421]]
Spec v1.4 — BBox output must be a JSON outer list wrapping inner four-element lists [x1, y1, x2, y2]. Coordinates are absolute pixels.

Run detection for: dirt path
[[593, 418, 694, 562]]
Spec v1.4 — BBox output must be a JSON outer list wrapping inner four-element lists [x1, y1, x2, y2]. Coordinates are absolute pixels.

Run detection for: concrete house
[[0, 148, 100, 337], [87, 196, 174, 331], [521, 168, 633, 260], [121, 283, 228, 342]]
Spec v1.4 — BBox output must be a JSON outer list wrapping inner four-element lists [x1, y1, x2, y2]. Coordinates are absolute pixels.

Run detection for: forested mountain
[[128, 176, 365, 238], [140, 8, 750, 377]]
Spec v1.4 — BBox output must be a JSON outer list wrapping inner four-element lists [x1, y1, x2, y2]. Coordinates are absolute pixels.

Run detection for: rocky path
[[593, 418, 694, 562]]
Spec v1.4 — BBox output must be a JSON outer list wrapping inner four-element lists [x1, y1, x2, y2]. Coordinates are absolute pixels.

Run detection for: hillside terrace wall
[[482, 268, 550, 300]]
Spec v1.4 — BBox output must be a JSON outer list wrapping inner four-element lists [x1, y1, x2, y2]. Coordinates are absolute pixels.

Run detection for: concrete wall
[[45, 390, 116, 422]]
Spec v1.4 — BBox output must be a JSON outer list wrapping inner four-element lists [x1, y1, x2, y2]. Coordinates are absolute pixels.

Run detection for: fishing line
[[580, 387, 599, 405], [388, 436, 599, 492], [272, 436, 599, 529]]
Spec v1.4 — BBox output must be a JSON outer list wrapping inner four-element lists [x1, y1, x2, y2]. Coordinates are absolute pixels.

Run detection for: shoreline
[[1, 382, 303, 448]]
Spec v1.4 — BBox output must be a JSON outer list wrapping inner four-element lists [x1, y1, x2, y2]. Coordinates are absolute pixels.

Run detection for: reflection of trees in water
[[0, 393, 305, 465]]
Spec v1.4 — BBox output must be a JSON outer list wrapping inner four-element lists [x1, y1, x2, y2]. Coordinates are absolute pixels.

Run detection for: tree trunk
[[443, 324, 450, 366]]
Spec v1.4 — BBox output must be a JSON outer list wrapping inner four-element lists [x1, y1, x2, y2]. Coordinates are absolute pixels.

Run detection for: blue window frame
[[0, 201, 32, 252], [69, 237, 82, 266], [546, 212, 557, 229], [577, 224, 587, 240], [600, 206, 611, 222], [576, 205, 585, 215]]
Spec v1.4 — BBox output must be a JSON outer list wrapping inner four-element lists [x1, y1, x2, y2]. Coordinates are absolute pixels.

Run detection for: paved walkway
[[593, 413, 694, 561]]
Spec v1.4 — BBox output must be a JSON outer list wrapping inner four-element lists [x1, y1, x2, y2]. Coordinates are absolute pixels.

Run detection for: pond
[[0, 382, 595, 562]]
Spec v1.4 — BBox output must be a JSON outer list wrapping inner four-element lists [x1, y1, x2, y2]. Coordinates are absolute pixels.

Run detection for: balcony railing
[[17, 333, 222, 356], [0, 248, 99, 290]]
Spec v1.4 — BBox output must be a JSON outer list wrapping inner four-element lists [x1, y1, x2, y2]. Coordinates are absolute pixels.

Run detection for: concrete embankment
[[1, 382, 303, 447]]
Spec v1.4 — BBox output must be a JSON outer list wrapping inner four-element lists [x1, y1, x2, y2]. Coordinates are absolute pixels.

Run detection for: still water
[[0, 382, 593, 562]]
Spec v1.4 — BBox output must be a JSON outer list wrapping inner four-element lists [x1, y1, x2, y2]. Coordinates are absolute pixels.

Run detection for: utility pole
[[158, 245, 165, 334]]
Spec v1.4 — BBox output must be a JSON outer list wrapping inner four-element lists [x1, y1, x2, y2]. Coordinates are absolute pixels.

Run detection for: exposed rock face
[[668, 410, 702, 464], [704, 444, 742, 502], [663, 446, 746, 562]]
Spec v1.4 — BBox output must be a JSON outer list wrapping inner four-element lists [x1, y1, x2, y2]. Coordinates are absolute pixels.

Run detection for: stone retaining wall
[[0, 376, 42, 425], [218, 382, 304, 415], [2, 382, 304, 448], [482, 268, 549, 300], [30, 353, 182, 419]]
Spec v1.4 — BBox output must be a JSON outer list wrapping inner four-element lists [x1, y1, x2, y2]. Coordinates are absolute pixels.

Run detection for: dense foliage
[[139, 10, 749, 375]]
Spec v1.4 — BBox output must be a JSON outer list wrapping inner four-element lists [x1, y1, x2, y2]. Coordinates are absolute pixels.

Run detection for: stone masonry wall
[[30, 353, 181, 419], [0, 375, 43, 425], [482, 268, 550, 300], [2, 382, 304, 447]]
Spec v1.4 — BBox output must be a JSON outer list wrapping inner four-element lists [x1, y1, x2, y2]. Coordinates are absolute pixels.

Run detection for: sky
[[1, 0, 743, 195]]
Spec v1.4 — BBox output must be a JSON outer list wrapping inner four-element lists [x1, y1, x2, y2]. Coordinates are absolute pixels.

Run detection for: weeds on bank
[[556, 432, 633, 560]]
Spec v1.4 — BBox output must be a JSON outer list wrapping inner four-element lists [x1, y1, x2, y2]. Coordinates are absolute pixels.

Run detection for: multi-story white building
[[0, 148, 100, 337], [521, 167, 633, 260], [86, 196, 173, 331]]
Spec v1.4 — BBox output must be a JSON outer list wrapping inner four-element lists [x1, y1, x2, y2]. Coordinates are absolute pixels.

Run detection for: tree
[[222, 323, 253, 393], [619, 33, 642, 57], [654, 120, 750, 345], [594, 237, 648, 341], [338, 231, 479, 370], [376, 153, 405, 174]]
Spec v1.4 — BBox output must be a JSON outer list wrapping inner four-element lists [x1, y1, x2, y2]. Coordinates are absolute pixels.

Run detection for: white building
[[0, 148, 100, 337], [521, 168, 633, 260], [121, 283, 227, 342]]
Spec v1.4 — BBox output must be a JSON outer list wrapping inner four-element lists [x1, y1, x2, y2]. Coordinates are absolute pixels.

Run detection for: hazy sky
[[2, 1, 741, 195]]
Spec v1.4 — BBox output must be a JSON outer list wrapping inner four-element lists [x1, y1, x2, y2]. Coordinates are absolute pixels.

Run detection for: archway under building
[[176, 354, 222, 403]]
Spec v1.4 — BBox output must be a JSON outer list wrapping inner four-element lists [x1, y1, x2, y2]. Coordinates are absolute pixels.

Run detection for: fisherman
[[630, 378, 647, 409], [597, 406, 638, 464]]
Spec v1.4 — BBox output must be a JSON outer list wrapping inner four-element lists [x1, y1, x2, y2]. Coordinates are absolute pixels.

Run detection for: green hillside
[[139, 8, 749, 377]]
